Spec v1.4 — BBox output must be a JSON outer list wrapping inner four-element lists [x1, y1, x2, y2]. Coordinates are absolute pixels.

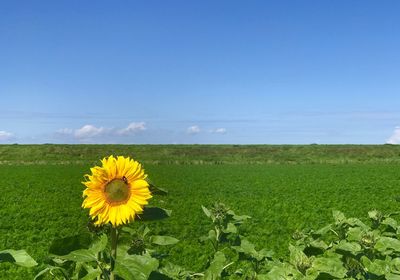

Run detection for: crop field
[[1, 144, 400, 279]]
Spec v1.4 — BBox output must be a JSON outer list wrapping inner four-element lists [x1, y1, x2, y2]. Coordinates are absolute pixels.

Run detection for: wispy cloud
[[56, 122, 146, 142], [56, 125, 107, 141], [0, 130, 14, 141], [75, 125, 107, 139], [386, 127, 400, 144], [187, 125, 200, 134], [210, 128, 227, 134], [117, 122, 146, 135]]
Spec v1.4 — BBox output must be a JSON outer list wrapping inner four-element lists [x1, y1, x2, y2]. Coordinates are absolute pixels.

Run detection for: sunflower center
[[105, 179, 130, 203]]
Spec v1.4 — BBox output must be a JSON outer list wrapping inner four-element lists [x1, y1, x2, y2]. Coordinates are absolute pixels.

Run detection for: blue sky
[[1, 1, 400, 144]]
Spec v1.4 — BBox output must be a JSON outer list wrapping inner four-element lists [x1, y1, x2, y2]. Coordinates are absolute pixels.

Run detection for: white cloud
[[187, 125, 200, 134], [117, 122, 146, 135], [56, 122, 147, 142], [211, 128, 227, 134], [74, 125, 106, 139], [386, 127, 400, 144], [0, 130, 14, 141]]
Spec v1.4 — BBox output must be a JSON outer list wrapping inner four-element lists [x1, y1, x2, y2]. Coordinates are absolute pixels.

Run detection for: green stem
[[215, 226, 220, 252], [110, 227, 118, 280]]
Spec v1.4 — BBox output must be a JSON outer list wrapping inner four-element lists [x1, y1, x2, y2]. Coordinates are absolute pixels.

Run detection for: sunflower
[[82, 155, 152, 227]]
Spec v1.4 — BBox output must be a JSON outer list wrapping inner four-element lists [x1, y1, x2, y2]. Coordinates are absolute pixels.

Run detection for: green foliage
[[114, 250, 159, 280], [49, 234, 93, 256], [137, 207, 172, 221], [121, 224, 179, 255], [155, 205, 400, 280], [1, 144, 400, 165], [202, 251, 229, 280], [157, 262, 193, 280], [0, 249, 37, 267], [2, 145, 400, 278], [30, 182, 177, 279], [262, 210, 400, 279], [150, 236, 179, 246], [200, 203, 250, 252], [6, 197, 400, 279], [34, 225, 176, 280]]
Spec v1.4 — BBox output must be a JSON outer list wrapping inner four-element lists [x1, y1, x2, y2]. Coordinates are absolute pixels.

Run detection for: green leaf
[[143, 226, 151, 237], [121, 226, 136, 235], [258, 248, 274, 259], [233, 239, 257, 256], [223, 223, 237, 234], [150, 235, 179, 246], [0, 249, 37, 267], [80, 264, 102, 280], [375, 237, 400, 253], [121, 225, 148, 237], [208, 229, 217, 241], [34, 266, 68, 280], [333, 210, 346, 224], [202, 205, 212, 218], [361, 256, 388, 276], [289, 244, 310, 270], [346, 217, 369, 229], [57, 249, 97, 262], [265, 263, 304, 279], [368, 210, 382, 221], [346, 227, 364, 242], [391, 258, 400, 273], [89, 234, 107, 255], [158, 262, 191, 279], [382, 217, 398, 230], [233, 239, 272, 261], [334, 240, 361, 254], [136, 207, 172, 221], [386, 273, 400, 280], [114, 253, 159, 280], [309, 239, 329, 250], [34, 267, 52, 280], [227, 210, 251, 222], [203, 251, 227, 280], [309, 255, 347, 278], [148, 183, 168, 195], [314, 224, 332, 236], [199, 230, 216, 243], [49, 233, 92, 256]]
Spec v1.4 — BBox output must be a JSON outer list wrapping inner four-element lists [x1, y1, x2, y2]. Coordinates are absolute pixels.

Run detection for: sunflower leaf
[[136, 207, 172, 221], [114, 253, 159, 280], [202, 205, 212, 218], [0, 249, 37, 267], [89, 234, 108, 255], [150, 235, 179, 246], [148, 183, 168, 195], [56, 249, 97, 263], [203, 251, 227, 280], [34, 266, 68, 280], [49, 233, 92, 256]]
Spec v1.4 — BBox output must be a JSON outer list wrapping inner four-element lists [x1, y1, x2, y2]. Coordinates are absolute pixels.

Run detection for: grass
[[0, 144, 399, 278], [0, 144, 400, 164]]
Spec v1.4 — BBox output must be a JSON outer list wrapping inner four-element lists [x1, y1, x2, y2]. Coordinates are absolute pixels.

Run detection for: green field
[[1, 144, 400, 279]]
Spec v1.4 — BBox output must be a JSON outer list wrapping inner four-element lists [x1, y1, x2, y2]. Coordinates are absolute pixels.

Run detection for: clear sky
[[1, 1, 400, 144]]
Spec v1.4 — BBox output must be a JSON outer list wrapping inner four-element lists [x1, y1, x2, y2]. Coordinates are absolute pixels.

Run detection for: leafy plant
[[200, 202, 250, 252], [34, 183, 174, 280], [264, 210, 400, 279]]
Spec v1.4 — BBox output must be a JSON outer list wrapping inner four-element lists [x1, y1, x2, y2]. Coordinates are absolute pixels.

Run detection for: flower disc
[[82, 155, 152, 227]]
